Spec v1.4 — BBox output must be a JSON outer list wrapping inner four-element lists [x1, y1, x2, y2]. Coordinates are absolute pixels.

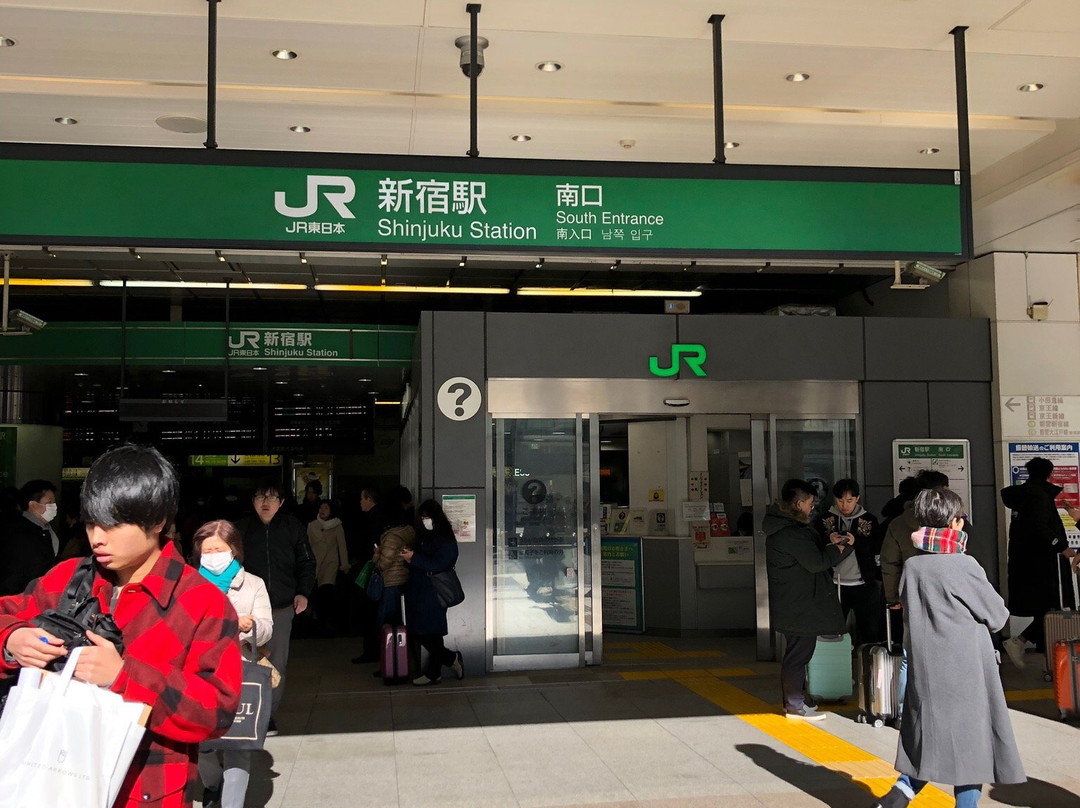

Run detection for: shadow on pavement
[[990, 778, 1080, 807], [736, 742, 872, 808]]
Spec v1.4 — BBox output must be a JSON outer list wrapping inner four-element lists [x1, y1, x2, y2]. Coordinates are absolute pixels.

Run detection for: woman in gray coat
[[874, 488, 1024, 808]]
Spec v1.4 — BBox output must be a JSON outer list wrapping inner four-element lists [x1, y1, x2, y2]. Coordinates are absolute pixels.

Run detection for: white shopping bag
[[0, 647, 149, 808]]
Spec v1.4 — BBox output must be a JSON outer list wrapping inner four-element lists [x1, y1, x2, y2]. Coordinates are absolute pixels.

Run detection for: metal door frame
[[487, 413, 601, 672]]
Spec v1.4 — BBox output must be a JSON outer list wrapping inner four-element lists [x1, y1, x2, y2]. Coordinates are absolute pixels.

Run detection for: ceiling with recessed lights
[[1, 0, 1079, 279]]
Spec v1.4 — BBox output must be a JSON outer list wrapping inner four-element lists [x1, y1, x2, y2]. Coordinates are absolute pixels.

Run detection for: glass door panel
[[772, 418, 858, 504], [493, 418, 581, 657]]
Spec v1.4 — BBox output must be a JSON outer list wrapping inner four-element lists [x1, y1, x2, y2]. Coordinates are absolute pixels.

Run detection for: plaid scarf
[[910, 527, 967, 554]]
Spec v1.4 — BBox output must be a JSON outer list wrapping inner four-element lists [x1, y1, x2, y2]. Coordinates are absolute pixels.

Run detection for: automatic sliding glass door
[[491, 416, 598, 669]]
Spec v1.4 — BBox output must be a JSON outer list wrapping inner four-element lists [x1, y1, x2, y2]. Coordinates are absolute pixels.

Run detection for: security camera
[[619, 139, 636, 150], [454, 35, 488, 78], [9, 309, 47, 331], [904, 261, 946, 284]]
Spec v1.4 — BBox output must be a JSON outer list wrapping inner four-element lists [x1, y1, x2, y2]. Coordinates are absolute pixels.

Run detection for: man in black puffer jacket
[[234, 478, 315, 729]]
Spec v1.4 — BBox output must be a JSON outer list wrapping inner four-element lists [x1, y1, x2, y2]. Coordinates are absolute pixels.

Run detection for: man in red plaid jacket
[[0, 445, 242, 808]]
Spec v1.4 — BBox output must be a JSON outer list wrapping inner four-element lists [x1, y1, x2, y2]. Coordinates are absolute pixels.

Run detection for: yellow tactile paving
[[623, 669, 954, 807], [1004, 687, 1055, 702], [604, 640, 727, 660]]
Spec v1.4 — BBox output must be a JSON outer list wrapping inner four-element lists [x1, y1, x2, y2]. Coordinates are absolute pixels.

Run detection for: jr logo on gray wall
[[649, 344, 707, 377]]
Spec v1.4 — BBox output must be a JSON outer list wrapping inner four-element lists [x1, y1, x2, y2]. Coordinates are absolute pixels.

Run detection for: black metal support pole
[[951, 26, 973, 259], [708, 14, 726, 165], [119, 278, 128, 397], [223, 278, 230, 402], [467, 3, 481, 158], [204, 0, 220, 150]]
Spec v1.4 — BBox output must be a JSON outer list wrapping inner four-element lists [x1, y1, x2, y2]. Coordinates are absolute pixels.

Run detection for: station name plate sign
[[0, 152, 962, 258]]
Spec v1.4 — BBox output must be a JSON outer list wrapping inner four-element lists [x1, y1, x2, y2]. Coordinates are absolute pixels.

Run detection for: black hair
[[832, 478, 860, 499], [780, 478, 816, 506], [1025, 457, 1053, 481], [417, 498, 454, 537], [252, 477, 284, 499], [81, 445, 179, 539], [896, 476, 920, 501], [318, 498, 337, 519], [913, 488, 964, 529], [18, 479, 56, 510], [361, 488, 379, 503], [389, 485, 413, 507], [914, 469, 950, 491], [305, 480, 323, 496]]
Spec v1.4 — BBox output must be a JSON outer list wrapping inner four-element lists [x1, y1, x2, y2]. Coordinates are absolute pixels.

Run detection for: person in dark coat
[[873, 488, 1024, 808], [813, 477, 883, 644], [764, 478, 854, 721], [401, 499, 463, 686], [234, 478, 316, 729], [1000, 457, 1077, 668], [0, 479, 59, 596]]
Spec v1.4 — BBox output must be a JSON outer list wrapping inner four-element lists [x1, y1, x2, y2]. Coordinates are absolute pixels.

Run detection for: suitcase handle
[[1057, 558, 1079, 612]]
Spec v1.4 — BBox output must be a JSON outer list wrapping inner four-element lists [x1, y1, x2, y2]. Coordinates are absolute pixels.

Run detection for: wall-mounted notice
[[441, 493, 477, 543], [601, 537, 644, 633], [1007, 442, 1080, 547], [893, 439, 972, 523]]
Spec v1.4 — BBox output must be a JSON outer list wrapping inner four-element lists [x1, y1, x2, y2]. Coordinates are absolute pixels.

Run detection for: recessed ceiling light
[[74, 372, 89, 377], [357, 378, 372, 383], [290, 125, 310, 133], [275, 380, 288, 385], [0, 37, 16, 48], [54, 117, 77, 125], [252, 366, 268, 371], [536, 61, 562, 72], [156, 115, 207, 134], [161, 369, 177, 374], [786, 73, 810, 82], [919, 147, 940, 155], [1018, 83, 1044, 92], [724, 141, 740, 149], [510, 134, 532, 142], [272, 50, 298, 60]]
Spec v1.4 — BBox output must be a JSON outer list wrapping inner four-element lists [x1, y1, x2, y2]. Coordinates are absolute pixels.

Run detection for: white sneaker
[[785, 705, 826, 721], [1003, 636, 1027, 669]]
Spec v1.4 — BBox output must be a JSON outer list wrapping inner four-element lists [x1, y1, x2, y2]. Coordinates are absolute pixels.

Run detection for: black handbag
[[201, 623, 272, 751], [428, 568, 465, 609], [30, 557, 125, 672]]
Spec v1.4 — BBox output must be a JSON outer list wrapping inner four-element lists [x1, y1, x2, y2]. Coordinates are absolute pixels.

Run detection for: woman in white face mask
[[193, 521, 273, 808], [400, 499, 463, 685]]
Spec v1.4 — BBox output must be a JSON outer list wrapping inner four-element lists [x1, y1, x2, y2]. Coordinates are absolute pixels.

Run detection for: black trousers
[[780, 634, 817, 713], [415, 634, 456, 679], [839, 582, 885, 645]]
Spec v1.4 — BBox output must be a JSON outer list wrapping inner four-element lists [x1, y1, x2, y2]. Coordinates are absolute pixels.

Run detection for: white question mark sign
[[437, 377, 482, 421]]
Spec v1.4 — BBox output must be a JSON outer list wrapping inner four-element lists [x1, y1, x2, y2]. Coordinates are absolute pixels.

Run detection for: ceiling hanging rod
[[950, 25, 974, 260], [467, 3, 481, 157], [708, 14, 726, 165], [204, 0, 220, 149]]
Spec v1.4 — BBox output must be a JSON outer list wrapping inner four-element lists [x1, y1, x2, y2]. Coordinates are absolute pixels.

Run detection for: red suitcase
[[1043, 564, 1080, 679], [1053, 639, 1080, 720], [381, 595, 411, 685]]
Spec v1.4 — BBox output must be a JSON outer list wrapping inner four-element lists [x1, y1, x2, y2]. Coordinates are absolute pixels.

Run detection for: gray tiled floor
[[219, 635, 1080, 808]]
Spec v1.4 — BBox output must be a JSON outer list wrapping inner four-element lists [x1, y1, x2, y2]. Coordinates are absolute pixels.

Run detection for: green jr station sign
[[0, 146, 964, 258]]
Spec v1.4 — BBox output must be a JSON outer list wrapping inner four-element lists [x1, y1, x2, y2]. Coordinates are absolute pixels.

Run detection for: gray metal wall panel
[[437, 487, 486, 677], [966, 485, 999, 588], [929, 382, 995, 487], [419, 312, 435, 492], [862, 382, 929, 488], [485, 313, 676, 378], [864, 485, 896, 519], [864, 318, 992, 381], [431, 311, 487, 489], [678, 315, 865, 380]]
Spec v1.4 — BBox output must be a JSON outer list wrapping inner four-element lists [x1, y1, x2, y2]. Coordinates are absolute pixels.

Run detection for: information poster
[[601, 538, 644, 633], [441, 493, 477, 543], [893, 439, 972, 523], [1007, 442, 1080, 547]]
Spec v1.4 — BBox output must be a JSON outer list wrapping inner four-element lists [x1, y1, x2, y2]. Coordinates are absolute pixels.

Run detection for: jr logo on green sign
[[649, 344, 707, 377]]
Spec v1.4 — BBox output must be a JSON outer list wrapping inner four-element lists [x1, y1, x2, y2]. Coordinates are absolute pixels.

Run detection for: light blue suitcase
[[806, 633, 853, 701]]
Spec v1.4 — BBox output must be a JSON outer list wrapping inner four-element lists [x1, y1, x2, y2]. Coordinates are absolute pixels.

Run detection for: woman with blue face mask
[[193, 520, 273, 808]]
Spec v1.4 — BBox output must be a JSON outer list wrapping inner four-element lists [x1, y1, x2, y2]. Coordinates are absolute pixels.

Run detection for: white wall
[[628, 419, 689, 536]]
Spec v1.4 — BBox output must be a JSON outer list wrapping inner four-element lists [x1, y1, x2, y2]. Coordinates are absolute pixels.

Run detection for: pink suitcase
[[381, 595, 411, 685]]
